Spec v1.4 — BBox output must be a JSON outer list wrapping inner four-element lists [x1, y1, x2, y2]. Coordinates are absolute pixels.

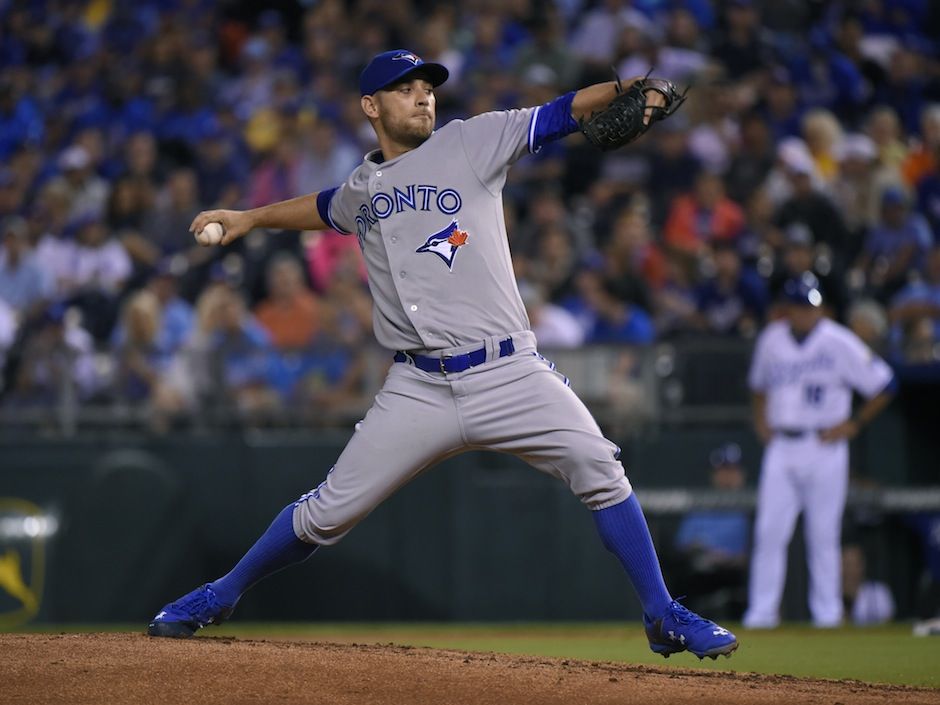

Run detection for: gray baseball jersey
[[320, 108, 539, 352], [296, 103, 631, 546]]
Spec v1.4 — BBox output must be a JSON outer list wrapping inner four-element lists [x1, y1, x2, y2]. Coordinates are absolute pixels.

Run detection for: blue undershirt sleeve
[[529, 91, 580, 154], [316, 187, 350, 234]]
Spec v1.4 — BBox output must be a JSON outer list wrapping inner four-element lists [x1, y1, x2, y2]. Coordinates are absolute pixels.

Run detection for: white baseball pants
[[744, 433, 849, 628]]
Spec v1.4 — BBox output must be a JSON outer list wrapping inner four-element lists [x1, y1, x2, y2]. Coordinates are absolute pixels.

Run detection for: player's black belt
[[775, 428, 817, 439], [394, 337, 515, 374]]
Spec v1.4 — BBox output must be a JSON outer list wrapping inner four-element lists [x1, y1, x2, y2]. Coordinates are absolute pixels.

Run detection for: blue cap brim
[[361, 63, 449, 96]]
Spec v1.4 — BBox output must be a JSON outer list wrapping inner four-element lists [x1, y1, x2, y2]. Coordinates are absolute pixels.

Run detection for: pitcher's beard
[[399, 126, 432, 148], [384, 117, 434, 149]]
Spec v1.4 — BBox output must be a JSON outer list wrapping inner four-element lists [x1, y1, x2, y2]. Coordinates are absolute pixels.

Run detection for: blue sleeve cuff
[[528, 91, 579, 154], [316, 187, 347, 233]]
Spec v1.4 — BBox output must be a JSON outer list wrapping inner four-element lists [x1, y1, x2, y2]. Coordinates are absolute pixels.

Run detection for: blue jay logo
[[392, 52, 421, 65], [415, 220, 469, 271]]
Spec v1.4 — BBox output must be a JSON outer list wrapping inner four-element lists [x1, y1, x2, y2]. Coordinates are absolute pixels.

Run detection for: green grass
[[20, 622, 940, 688]]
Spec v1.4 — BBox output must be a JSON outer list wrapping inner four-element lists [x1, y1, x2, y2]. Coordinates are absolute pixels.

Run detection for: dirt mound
[[2, 633, 938, 705]]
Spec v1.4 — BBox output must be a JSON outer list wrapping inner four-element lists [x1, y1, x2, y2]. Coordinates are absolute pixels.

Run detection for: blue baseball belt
[[394, 337, 515, 374]]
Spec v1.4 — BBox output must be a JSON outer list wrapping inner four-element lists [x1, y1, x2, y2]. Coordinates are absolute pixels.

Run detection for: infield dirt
[[3, 633, 939, 704]]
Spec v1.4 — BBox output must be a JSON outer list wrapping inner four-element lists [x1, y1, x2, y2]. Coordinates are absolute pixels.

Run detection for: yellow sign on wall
[[0, 499, 56, 629]]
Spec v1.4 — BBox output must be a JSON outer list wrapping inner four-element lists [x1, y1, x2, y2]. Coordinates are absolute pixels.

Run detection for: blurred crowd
[[2, 0, 940, 426]]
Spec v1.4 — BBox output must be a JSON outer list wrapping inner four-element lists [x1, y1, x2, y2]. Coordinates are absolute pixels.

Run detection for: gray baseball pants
[[292, 331, 632, 546]]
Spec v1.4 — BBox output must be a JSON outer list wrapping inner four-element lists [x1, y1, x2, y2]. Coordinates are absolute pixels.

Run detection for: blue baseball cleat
[[644, 600, 739, 660], [147, 584, 237, 638]]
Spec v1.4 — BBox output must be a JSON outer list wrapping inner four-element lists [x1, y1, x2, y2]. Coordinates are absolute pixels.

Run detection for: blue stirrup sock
[[210, 503, 318, 605], [592, 493, 673, 619]]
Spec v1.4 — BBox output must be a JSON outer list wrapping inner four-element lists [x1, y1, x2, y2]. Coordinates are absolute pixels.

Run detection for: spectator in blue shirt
[[113, 288, 176, 404], [645, 114, 703, 227], [157, 78, 217, 147], [2, 302, 101, 410], [562, 254, 655, 345], [887, 245, 940, 363], [152, 279, 277, 422], [0, 80, 44, 161], [111, 261, 195, 358], [461, 10, 520, 92], [761, 66, 804, 142], [143, 168, 204, 256], [195, 124, 247, 209], [256, 10, 305, 78], [0, 216, 51, 318], [675, 444, 750, 561], [788, 29, 867, 126], [669, 442, 750, 619], [693, 240, 768, 337], [856, 186, 934, 301]]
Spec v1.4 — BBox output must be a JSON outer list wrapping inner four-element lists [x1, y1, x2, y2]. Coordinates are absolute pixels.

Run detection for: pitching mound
[[3, 633, 938, 705]]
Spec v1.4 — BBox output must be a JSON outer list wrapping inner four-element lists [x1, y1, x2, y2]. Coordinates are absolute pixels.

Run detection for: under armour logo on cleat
[[713, 627, 730, 636], [155, 611, 167, 620], [668, 631, 686, 643]]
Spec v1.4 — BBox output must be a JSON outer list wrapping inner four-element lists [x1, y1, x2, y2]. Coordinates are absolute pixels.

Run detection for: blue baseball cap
[[709, 443, 742, 469], [359, 50, 449, 96], [881, 185, 908, 207], [783, 271, 823, 307]]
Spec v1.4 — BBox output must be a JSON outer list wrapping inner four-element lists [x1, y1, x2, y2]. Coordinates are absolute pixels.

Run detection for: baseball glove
[[580, 73, 687, 151]]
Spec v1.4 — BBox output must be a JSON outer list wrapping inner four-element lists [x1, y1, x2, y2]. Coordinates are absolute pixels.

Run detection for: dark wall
[[1, 436, 633, 623], [0, 407, 930, 624]]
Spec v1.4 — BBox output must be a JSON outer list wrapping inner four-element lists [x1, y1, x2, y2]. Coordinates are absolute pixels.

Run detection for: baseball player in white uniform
[[147, 50, 737, 659], [744, 273, 895, 628]]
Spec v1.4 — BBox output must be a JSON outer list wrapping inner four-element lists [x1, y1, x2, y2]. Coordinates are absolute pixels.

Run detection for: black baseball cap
[[359, 50, 449, 96]]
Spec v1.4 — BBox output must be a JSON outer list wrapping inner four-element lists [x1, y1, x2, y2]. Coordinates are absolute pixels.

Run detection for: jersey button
[[376, 170, 382, 177], [390, 236, 399, 243], [399, 271, 406, 278], [410, 304, 418, 312]]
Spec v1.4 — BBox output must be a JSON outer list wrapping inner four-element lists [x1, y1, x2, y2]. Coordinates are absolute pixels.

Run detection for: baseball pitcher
[[147, 50, 737, 659], [744, 273, 895, 628]]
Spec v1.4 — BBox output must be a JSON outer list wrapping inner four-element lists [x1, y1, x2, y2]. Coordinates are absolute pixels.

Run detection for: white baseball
[[196, 221, 225, 246]]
